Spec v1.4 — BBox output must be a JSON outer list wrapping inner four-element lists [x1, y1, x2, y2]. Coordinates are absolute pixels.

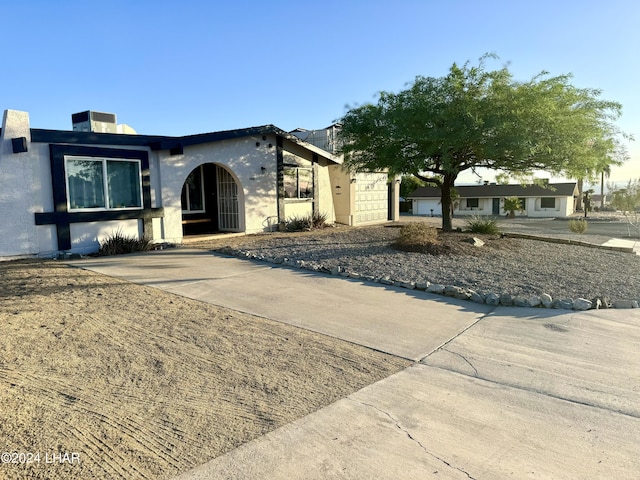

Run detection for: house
[[0, 110, 399, 258], [590, 194, 606, 209], [408, 182, 579, 217]]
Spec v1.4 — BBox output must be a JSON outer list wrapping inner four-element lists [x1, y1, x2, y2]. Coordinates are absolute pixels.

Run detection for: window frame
[[283, 166, 314, 200], [466, 198, 480, 209], [540, 197, 556, 209], [518, 197, 526, 210], [181, 165, 206, 214], [64, 155, 143, 212]]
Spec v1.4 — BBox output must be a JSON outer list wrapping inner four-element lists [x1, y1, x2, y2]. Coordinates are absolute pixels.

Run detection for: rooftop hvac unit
[[72, 110, 118, 133]]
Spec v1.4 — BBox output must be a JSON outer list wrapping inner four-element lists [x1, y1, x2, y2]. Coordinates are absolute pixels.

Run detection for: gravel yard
[[190, 223, 640, 304]]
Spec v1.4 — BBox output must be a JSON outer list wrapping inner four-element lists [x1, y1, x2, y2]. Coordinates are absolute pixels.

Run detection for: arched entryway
[[181, 163, 242, 235]]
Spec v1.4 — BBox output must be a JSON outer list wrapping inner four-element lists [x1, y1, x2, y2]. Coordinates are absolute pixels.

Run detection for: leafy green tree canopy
[[399, 175, 425, 199], [338, 55, 628, 231]]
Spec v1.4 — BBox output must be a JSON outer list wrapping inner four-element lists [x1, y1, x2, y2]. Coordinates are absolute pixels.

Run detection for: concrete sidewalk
[[602, 237, 640, 255], [71, 249, 640, 479]]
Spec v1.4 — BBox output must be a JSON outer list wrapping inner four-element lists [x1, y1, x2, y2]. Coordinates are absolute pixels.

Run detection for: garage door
[[354, 172, 388, 225]]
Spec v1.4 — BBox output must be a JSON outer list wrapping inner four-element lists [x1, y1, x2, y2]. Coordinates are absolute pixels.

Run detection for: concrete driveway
[[72, 249, 640, 479]]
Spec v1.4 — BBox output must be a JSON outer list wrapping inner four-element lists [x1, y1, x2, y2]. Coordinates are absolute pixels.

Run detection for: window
[[284, 167, 313, 199], [466, 198, 479, 209], [181, 166, 205, 212], [65, 156, 142, 210], [540, 197, 556, 209], [518, 197, 526, 210]]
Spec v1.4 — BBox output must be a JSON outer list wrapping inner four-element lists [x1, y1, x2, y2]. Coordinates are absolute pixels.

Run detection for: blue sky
[[2, 0, 638, 184]]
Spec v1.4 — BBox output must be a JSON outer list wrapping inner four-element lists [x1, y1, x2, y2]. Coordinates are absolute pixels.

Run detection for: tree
[[503, 197, 524, 218], [338, 55, 628, 231], [399, 175, 425, 199]]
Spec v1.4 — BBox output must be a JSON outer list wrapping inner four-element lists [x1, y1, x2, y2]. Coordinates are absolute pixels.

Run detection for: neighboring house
[[408, 182, 579, 217], [590, 194, 606, 209], [0, 110, 399, 258]]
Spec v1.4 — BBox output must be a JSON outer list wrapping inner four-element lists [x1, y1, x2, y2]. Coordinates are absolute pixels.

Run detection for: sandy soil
[[0, 260, 409, 480]]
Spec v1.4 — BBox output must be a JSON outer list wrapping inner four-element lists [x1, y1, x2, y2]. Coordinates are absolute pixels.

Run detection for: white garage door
[[414, 199, 442, 216], [354, 172, 388, 225]]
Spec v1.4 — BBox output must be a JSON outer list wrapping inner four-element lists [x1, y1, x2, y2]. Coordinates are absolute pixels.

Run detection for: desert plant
[[285, 215, 312, 232], [465, 215, 500, 235], [568, 218, 588, 234], [503, 197, 524, 218], [311, 211, 328, 229], [285, 212, 329, 232], [98, 230, 152, 256], [393, 223, 439, 252]]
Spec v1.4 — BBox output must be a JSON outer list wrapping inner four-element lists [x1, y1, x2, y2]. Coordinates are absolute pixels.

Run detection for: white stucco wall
[[413, 195, 573, 218], [0, 110, 41, 258], [530, 196, 571, 217], [158, 134, 278, 243], [284, 201, 313, 219], [69, 220, 141, 255]]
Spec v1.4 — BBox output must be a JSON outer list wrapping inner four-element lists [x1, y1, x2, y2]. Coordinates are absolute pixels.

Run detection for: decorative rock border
[[214, 247, 638, 310]]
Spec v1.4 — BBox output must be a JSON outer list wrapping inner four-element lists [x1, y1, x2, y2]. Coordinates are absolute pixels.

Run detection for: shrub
[[568, 218, 588, 234], [312, 211, 328, 229], [393, 223, 439, 252], [98, 230, 152, 256], [285, 215, 313, 232], [465, 215, 500, 235], [285, 212, 329, 232]]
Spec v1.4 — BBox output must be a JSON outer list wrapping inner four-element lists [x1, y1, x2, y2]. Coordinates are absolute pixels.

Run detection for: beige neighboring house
[[291, 124, 398, 226], [408, 182, 579, 218], [0, 110, 399, 258]]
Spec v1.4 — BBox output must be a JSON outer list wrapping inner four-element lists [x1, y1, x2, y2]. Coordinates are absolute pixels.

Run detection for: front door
[[181, 164, 219, 235], [492, 198, 500, 215]]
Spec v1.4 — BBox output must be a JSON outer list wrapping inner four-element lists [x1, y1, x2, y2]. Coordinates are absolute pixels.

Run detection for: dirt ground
[[0, 260, 409, 480]]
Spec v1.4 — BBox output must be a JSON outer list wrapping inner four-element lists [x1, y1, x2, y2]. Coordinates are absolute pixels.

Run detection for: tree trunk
[[440, 174, 456, 232], [576, 178, 584, 211], [600, 171, 605, 207]]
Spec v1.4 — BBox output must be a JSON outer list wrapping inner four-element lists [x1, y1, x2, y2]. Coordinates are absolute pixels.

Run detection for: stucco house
[[0, 110, 398, 258], [408, 182, 579, 217]]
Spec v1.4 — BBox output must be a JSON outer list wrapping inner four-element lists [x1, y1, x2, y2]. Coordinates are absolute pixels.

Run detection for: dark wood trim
[[312, 153, 319, 217], [40, 144, 160, 250], [35, 208, 164, 225]]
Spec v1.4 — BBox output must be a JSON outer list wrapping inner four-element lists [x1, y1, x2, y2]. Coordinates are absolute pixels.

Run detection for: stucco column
[[276, 136, 286, 230], [389, 175, 401, 221], [0, 110, 39, 256]]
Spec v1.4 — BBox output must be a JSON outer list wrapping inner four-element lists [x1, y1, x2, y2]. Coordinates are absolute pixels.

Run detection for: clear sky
[[2, 0, 638, 184]]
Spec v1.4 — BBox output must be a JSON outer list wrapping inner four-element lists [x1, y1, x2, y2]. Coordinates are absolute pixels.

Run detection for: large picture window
[[284, 167, 313, 199], [65, 156, 142, 210], [540, 197, 556, 208], [466, 198, 479, 209]]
